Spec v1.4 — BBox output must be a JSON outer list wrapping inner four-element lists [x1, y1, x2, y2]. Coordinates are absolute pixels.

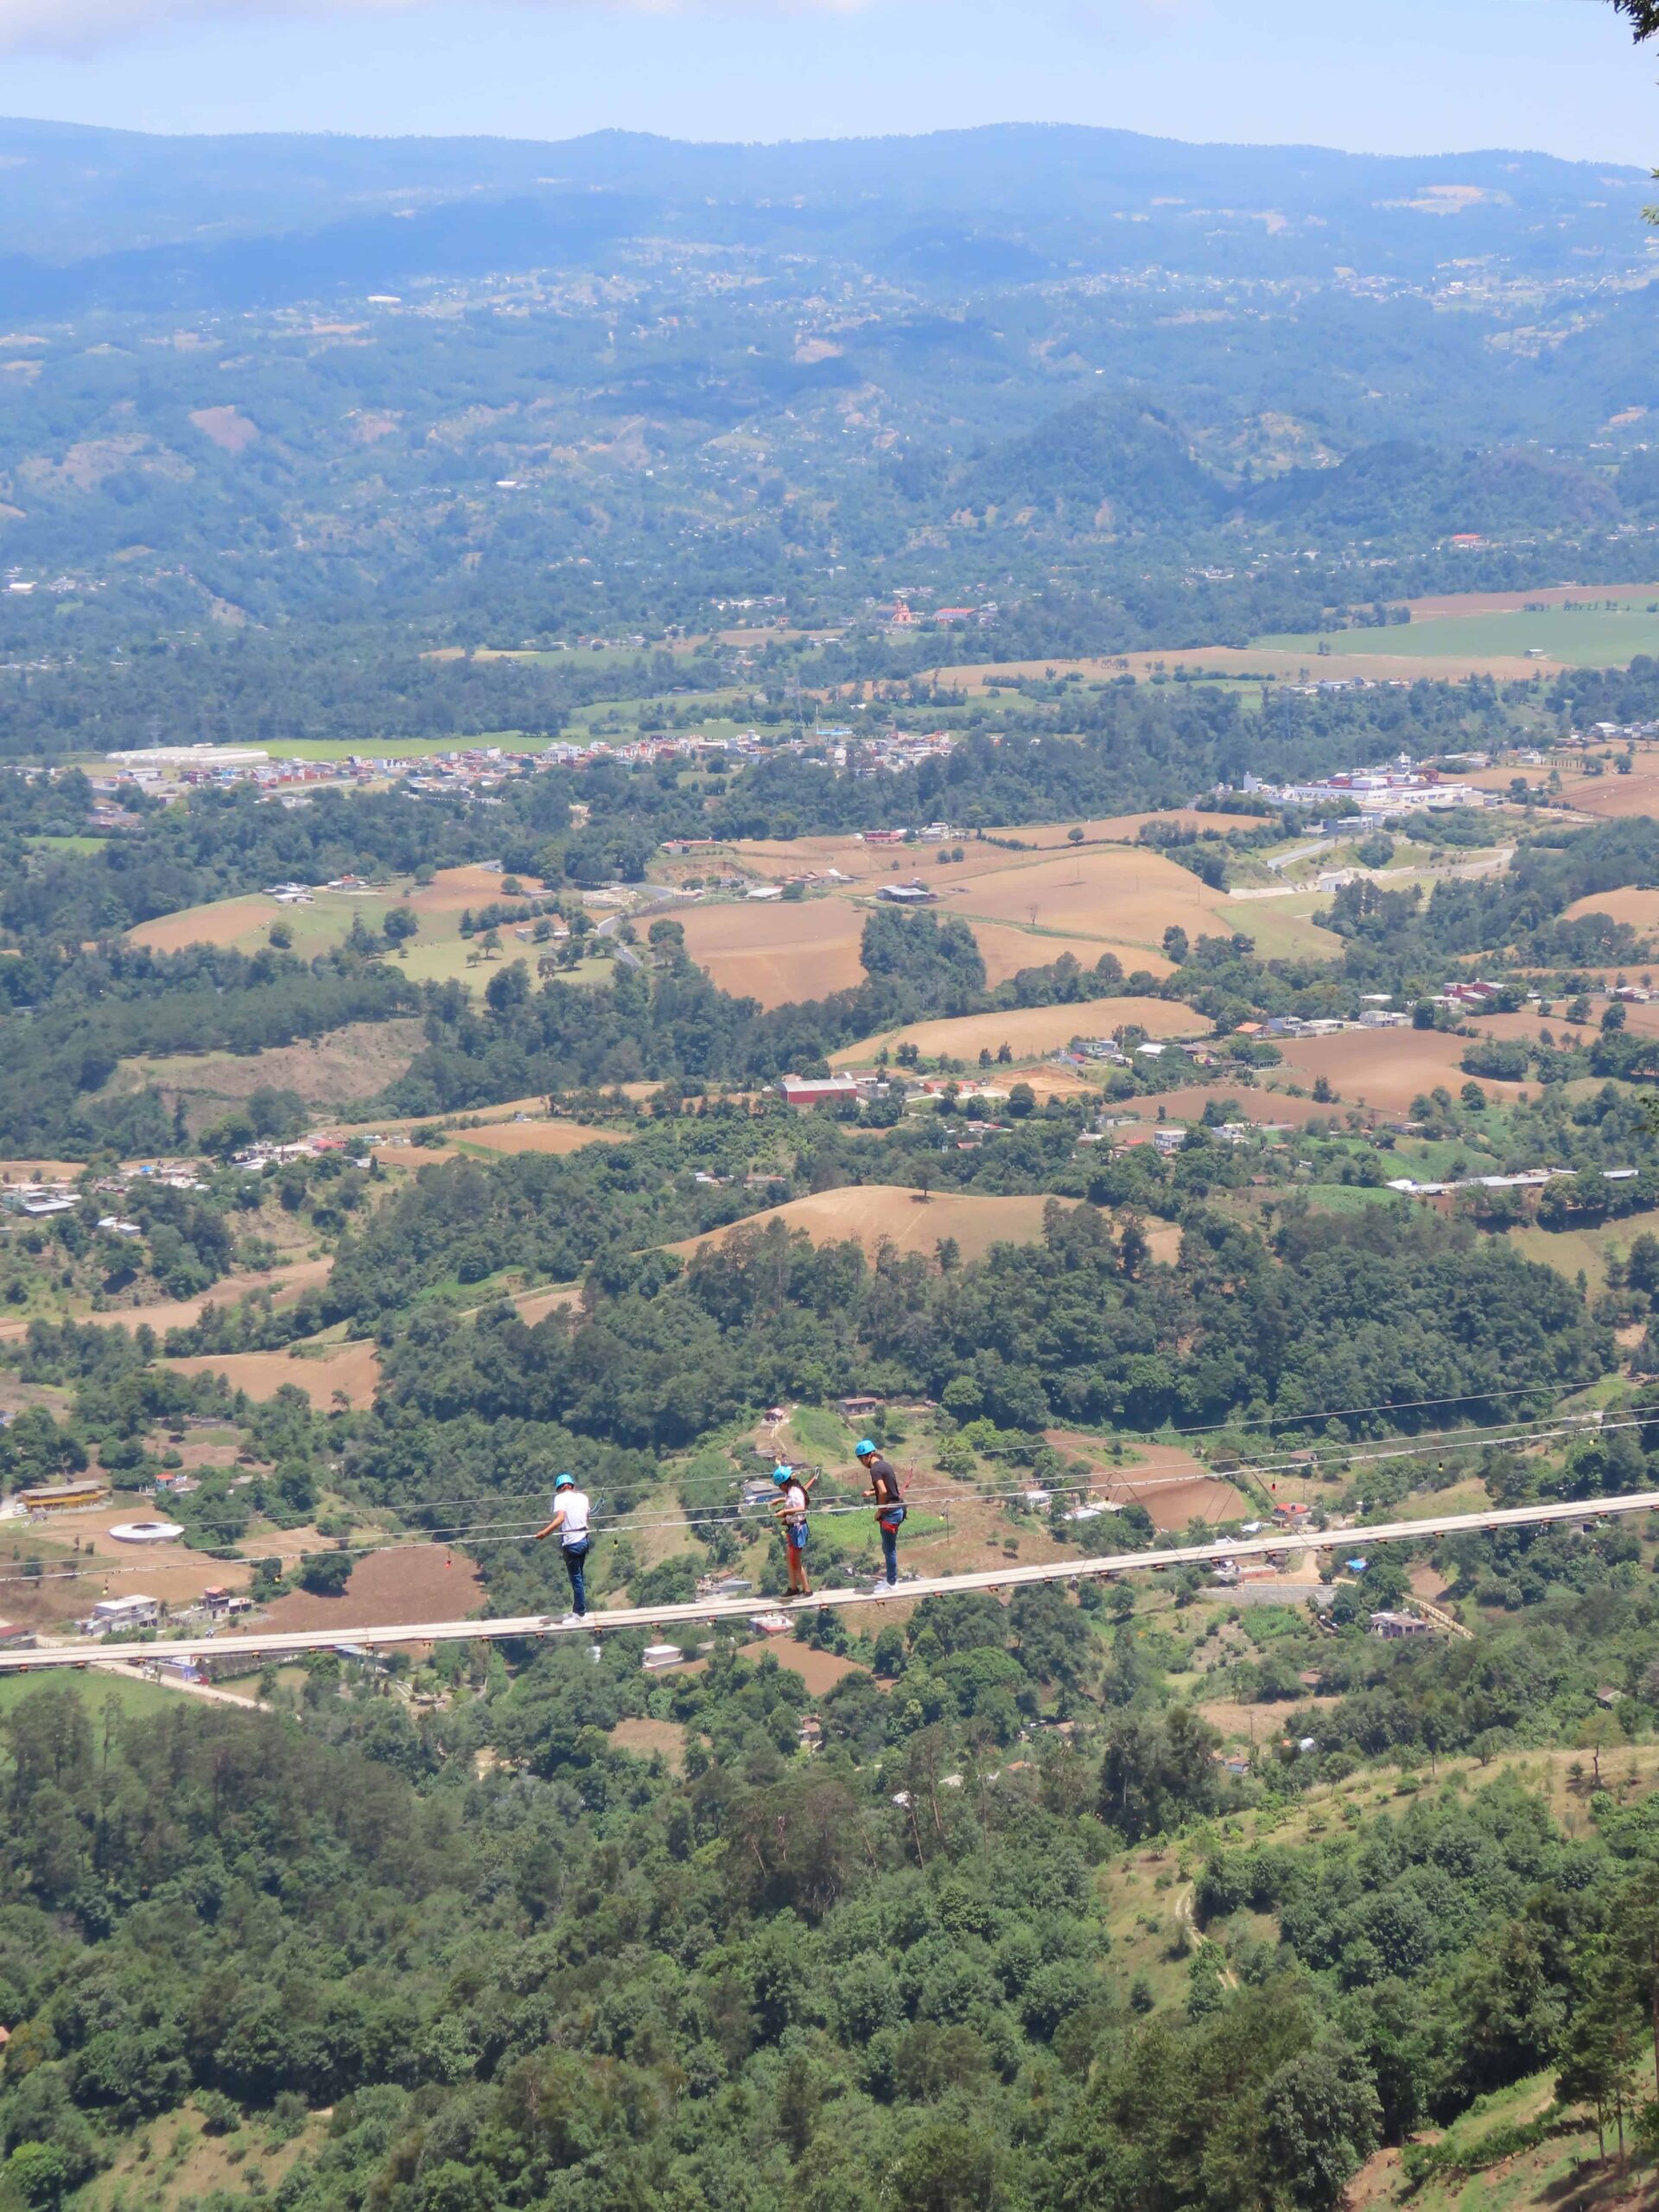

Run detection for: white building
[[82, 1594, 161, 1634], [105, 747, 269, 768]]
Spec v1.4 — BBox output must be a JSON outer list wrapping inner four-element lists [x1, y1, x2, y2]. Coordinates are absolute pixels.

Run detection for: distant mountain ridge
[[0, 118, 1646, 295]]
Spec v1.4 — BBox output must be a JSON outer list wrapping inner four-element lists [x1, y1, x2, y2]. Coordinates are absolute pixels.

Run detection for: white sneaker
[[558, 1612, 584, 1627], [872, 1579, 897, 1597]]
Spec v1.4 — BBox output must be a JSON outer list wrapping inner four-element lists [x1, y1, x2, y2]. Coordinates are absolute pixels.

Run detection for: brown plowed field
[[832, 994, 1208, 1066], [1405, 582, 1659, 620], [1469, 760, 1659, 821], [665, 1187, 1183, 1268], [165, 1338, 380, 1410], [257, 1541, 485, 1635], [1554, 768, 1659, 821], [130, 895, 283, 952], [949, 845, 1233, 948], [1111, 1475, 1249, 1529], [0, 1255, 333, 1344], [736, 1638, 863, 1694], [511, 1283, 582, 1325], [979, 810, 1274, 843], [929, 648, 1560, 687], [1261, 1028, 1534, 1113], [678, 892, 1170, 1007], [1560, 886, 1659, 928], [1122, 1084, 1338, 1128], [972, 921, 1173, 985], [675, 898, 868, 1007], [1044, 1435, 1243, 1529], [404, 864, 543, 916], [454, 1120, 626, 1156], [725, 834, 1068, 889], [609, 1717, 689, 1771]]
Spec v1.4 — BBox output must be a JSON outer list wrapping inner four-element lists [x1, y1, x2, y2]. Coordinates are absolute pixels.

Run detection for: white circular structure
[[108, 1519, 185, 1545]]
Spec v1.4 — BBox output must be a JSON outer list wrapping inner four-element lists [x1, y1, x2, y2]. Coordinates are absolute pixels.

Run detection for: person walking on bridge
[[855, 1440, 906, 1594], [772, 1463, 816, 1599], [534, 1472, 594, 1624]]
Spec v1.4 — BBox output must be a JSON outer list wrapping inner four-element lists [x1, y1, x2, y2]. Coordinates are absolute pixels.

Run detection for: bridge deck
[[3, 1489, 1652, 1672]]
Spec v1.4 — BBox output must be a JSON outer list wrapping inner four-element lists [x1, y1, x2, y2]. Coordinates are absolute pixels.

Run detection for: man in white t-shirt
[[534, 1472, 594, 1624]]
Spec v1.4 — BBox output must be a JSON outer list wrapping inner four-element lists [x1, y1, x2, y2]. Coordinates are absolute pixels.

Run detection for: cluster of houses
[[885, 596, 998, 632], [75, 1586, 255, 1639], [1235, 754, 1491, 817], [1563, 720, 1659, 747], [858, 823, 957, 846], [99, 742, 541, 809], [229, 1135, 367, 1171], [2, 1157, 212, 1226], [87, 719, 965, 812], [1249, 1001, 1413, 1039], [1, 1179, 79, 1220], [842, 732, 958, 778]]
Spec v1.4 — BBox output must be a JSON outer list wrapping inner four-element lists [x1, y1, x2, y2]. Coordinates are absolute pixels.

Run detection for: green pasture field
[[1507, 1203, 1659, 1293], [1384, 1478, 1491, 1521], [1213, 895, 1340, 962], [393, 937, 506, 990], [1260, 602, 1659, 666], [130, 887, 391, 960], [1294, 1184, 1408, 1216], [130, 882, 602, 1000], [396, 938, 611, 991], [0, 1669, 187, 1720], [261, 734, 542, 763], [1131, 677, 1268, 706], [25, 832, 106, 855], [261, 889, 396, 958]]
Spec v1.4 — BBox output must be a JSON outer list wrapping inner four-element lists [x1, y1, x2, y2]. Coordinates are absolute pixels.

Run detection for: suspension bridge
[[0, 1487, 1653, 1675]]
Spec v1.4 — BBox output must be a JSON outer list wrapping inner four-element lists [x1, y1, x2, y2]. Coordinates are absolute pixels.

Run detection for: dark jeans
[[563, 1541, 591, 1617], [880, 1524, 899, 1586]]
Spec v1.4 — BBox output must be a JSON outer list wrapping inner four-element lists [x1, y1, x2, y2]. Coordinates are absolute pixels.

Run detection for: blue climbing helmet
[[855, 1440, 876, 1459], [772, 1464, 793, 1487], [554, 1472, 576, 1491]]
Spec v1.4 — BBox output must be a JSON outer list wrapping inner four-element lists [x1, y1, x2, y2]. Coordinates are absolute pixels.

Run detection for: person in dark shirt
[[855, 1440, 906, 1593]]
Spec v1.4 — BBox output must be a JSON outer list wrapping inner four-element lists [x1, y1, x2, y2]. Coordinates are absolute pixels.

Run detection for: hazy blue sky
[[0, 0, 1655, 162]]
